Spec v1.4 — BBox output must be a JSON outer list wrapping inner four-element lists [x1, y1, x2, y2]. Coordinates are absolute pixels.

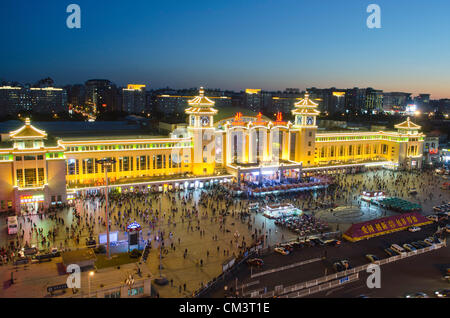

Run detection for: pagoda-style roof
[[185, 87, 218, 115], [9, 118, 47, 140], [292, 93, 321, 116], [394, 117, 421, 130]]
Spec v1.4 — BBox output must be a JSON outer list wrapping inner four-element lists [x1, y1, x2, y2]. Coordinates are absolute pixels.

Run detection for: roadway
[[202, 221, 449, 298]]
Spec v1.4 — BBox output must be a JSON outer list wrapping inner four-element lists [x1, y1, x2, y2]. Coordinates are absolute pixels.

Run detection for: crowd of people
[[1, 167, 447, 294]]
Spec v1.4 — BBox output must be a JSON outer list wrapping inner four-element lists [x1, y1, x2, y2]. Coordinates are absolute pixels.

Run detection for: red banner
[[343, 212, 432, 242]]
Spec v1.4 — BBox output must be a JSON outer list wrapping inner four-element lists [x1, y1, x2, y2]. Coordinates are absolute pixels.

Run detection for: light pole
[[88, 271, 94, 298], [159, 196, 162, 278], [98, 158, 116, 260]]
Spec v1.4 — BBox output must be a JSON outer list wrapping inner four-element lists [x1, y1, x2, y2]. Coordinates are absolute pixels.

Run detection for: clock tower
[[186, 87, 218, 175], [291, 93, 320, 166]]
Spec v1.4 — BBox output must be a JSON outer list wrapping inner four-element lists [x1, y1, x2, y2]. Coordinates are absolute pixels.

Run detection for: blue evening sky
[[0, 0, 449, 98]]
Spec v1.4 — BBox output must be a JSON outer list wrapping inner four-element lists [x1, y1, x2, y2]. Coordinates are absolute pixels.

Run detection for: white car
[[426, 215, 439, 222], [408, 226, 421, 232]]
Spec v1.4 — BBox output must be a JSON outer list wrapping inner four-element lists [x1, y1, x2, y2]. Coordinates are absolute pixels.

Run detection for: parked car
[[311, 238, 325, 246], [434, 289, 450, 298], [415, 241, 429, 248], [280, 244, 294, 252], [365, 254, 380, 263], [324, 239, 341, 246], [427, 236, 443, 244], [86, 237, 97, 247], [384, 248, 397, 257], [426, 215, 439, 222], [405, 292, 429, 298], [410, 242, 424, 250], [274, 247, 289, 255], [446, 224, 450, 233], [22, 246, 38, 256], [391, 244, 406, 254], [333, 261, 345, 272], [403, 244, 416, 252], [408, 226, 421, 232], [424, 238, 434, 246], [247, 258, 264, 267]]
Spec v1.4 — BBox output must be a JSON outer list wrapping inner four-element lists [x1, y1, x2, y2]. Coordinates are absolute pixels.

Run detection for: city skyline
[[1, 0, 450, 98]]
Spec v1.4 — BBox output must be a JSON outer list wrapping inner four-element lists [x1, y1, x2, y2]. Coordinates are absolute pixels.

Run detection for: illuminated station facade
[[0, 88, 424, 214]]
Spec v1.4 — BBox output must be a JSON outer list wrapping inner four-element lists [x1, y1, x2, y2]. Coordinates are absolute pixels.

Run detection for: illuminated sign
[[127, 222, 141, 232], [20, 194, 44, 204], [429, 149, 438, 154]]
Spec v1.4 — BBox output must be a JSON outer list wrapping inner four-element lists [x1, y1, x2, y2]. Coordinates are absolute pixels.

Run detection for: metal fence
[[281, 273, 360, 298]]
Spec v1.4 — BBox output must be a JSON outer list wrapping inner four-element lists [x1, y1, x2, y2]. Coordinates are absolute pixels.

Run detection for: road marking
[[251, 257, 322, 278]]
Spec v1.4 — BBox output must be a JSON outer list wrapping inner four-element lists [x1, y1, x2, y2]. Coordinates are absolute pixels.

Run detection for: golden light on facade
[[126, 84, 146, 90], [245, 89, 261, 94], [0, 89, 427, 214]]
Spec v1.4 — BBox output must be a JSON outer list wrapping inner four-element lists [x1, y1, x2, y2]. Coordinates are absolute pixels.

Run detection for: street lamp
[[98, 158, 116, 260], [88, 271, 94, 298]]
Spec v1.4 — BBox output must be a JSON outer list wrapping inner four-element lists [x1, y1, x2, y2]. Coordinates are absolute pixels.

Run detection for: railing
[[192, 249, 259, 298], [281, 273, 359, 298]]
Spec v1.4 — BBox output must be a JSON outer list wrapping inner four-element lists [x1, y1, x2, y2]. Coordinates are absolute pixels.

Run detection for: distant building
[[271, 90, 304, 115], [414, 94, 431, 112], [307, 87, 346, 114], [0, 86, 29, 116], [382, 92, 411, 112], [122, 84, 146, 114], [364, 88, 383, 114], [152, 88, 231, 116], [0, 86, 67, 116], [342, 87, 383, 114], [244, 89, 262, 112], [85, 79, 118, 114], [65, 84, 86, 109], [29, 87, 67, 113]]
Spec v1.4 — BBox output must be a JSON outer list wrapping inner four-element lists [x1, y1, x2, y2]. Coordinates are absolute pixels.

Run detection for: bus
[[7, 216, 18, 235]]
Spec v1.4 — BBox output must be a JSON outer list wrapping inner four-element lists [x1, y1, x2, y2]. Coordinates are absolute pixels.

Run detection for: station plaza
[[0, 89, 446, 297], [1, 166, 447, 297]]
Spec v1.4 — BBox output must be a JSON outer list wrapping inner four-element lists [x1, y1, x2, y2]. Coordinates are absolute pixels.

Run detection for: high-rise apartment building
[[85, 79, 118, 114], [244, 89, 262, 112], [122, 84, 146, 114], [382, 92, 412, 112], [0, 86, 67, 116]]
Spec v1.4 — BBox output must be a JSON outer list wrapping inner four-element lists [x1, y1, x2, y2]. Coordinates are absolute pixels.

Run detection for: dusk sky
[[1, 0, 449, 98]]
